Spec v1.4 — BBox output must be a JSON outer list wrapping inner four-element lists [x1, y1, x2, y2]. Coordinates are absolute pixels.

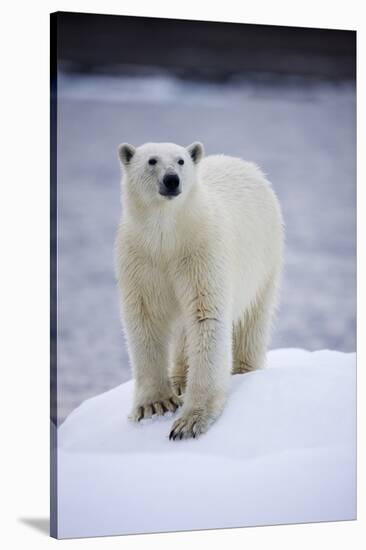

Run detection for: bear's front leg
[[169, 260, 232, 440], [120, 267, 182, 422], [126, 307, 182, 421]]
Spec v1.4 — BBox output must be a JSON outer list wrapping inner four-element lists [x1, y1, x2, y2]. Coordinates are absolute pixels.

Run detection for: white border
[[0, 1, 364, 548]]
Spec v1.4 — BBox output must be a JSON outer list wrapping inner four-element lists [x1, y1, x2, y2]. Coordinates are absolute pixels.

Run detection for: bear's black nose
[[163, 173, 180, 191]]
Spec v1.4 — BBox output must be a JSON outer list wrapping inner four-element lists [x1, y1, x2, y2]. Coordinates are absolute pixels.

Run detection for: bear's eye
[[178, 159, 184, 166], [148, 158, 157, 166]]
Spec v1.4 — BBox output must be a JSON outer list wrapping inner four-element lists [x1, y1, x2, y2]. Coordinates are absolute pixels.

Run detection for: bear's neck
[[124, 183, 210, 258]]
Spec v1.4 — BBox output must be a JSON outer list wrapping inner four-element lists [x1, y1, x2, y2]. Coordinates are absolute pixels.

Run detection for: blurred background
[[52, 12, 356, 424]]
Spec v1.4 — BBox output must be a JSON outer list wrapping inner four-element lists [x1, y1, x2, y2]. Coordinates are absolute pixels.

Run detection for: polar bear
[[115, 142, 284, 440]]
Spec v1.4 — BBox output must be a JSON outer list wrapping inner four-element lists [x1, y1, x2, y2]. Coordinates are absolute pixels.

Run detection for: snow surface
[[57, 348, 356, 539]]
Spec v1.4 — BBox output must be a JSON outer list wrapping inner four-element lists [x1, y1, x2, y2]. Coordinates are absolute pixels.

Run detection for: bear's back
[[198, 154, 276, 219], [197, 154, 283, 269], [199, 154, 268, 193]]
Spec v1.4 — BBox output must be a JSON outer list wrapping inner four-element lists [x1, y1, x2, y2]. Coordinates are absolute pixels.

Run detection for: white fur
[[115, 142, 284, 439]]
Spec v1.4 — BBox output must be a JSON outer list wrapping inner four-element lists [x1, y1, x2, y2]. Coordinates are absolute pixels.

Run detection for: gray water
[[57, 73, 356, 423]]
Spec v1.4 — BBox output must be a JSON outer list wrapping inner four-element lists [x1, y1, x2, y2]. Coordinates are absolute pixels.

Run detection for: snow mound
[[57, 349, 356, 539]]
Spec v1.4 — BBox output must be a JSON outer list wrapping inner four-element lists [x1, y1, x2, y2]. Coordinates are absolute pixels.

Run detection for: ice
[[56, 348, 356, 538]]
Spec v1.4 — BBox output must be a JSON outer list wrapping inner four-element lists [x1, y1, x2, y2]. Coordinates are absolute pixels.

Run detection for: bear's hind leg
[[170, 328, 189, 397], [233, 275, 278, 374]]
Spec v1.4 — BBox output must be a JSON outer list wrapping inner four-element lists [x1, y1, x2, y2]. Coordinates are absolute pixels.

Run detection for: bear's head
[[118, 142, 204, 206]]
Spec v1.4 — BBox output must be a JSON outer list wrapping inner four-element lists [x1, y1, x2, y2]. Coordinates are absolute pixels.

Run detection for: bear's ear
[[186, 142, 204, 164], [118, 143, 136, 166]]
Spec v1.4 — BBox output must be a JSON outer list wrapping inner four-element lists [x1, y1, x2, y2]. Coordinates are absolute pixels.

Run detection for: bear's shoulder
[[199, 154, 268, 187]]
